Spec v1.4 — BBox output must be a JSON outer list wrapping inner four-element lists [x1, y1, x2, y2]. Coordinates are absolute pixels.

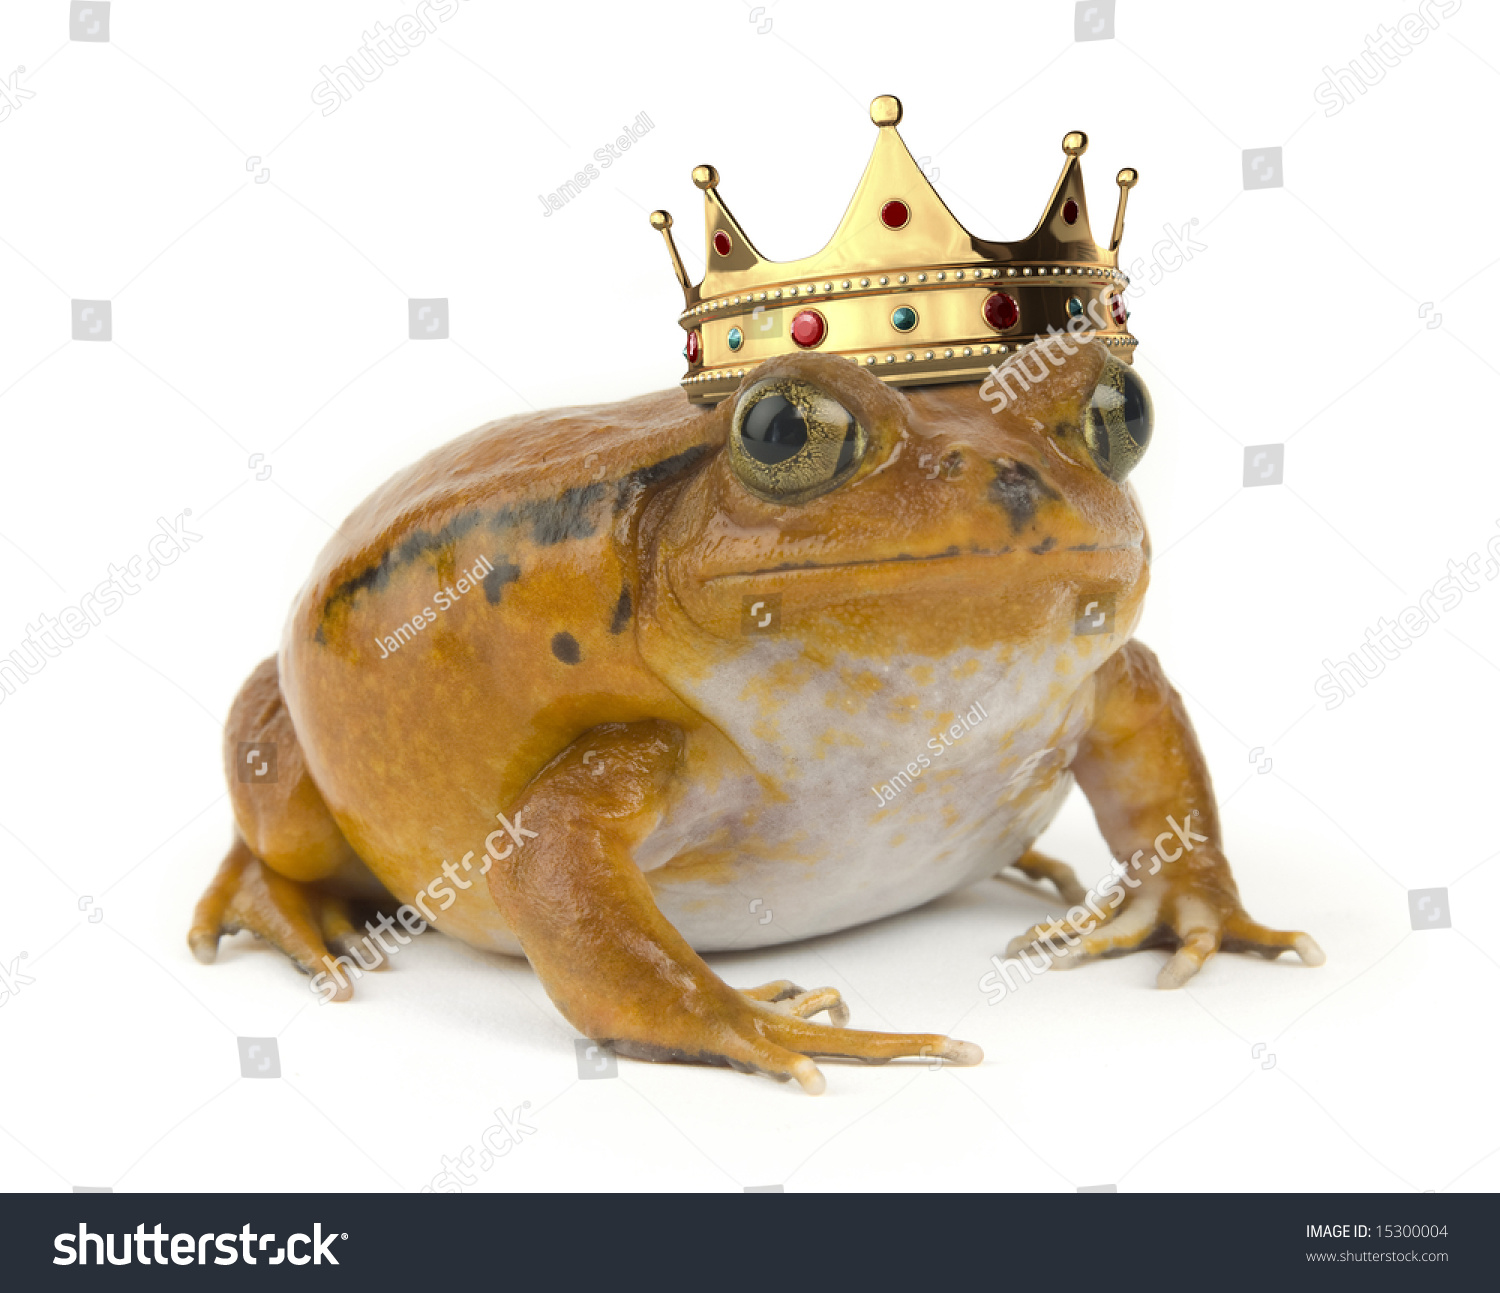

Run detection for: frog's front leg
[[1006, 641, 1325, 988], [488, 720, 980, 1093]]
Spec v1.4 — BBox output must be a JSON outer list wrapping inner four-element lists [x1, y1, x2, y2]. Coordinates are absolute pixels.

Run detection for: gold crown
[[651, 95, 1139, 404]]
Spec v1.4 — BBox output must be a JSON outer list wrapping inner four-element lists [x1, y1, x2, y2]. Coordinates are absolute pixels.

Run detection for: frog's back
[[309, 386, 709, 595], [275, 387, 715, 944]]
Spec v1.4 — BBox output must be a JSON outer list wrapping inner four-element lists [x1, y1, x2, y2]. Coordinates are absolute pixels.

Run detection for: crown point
[[1109, 169, 1137, 251], [692, 164, 719, 190], [1062, 131, 1088, 157], [870, 95, 903, 128], [649, 210, 672, 231]]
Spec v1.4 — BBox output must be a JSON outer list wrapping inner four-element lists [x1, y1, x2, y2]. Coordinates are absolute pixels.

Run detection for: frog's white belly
[[638, 639, 1097, 952]]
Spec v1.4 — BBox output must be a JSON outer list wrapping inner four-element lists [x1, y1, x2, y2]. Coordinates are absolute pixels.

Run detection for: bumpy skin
[[189, 339, 1322, 1091]]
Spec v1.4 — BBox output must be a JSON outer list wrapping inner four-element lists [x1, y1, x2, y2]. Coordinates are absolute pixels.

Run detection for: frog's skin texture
[[189, 339, 1323, 1093]]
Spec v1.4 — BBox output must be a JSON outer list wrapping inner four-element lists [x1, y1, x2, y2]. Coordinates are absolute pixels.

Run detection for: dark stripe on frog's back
[[318, 486, 605, 628], [612, 444, 711, 509], [316, 447, 710, 636], [483, 560, 521, 603]]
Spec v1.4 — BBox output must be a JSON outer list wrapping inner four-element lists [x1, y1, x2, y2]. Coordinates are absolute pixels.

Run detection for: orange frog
[[189, 340, 1323, 1092]]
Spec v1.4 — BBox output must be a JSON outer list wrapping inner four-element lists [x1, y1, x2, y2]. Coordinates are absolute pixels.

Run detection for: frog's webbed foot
[[189, 837, 386, 1001], [1002, 859, 1325, 989], [1000, 848, 1087, 906]]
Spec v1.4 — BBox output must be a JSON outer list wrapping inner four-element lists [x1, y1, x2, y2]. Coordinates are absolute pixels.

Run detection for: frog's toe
[[319, 897, 390, 972], [1004, 900, 1161, 966], [189, 837, 357, 1001], [1003, 849, 1088, 906], [610, 998, 981, 1094], [740, 979, 805, 1003], [749, 1008, 983, 1074], [741, 1008, 978, 1080], [711, 1024, 979, 1092], [778, 986, 851, 1028], [1003, 890, 1325, 989], [1155, 926, 1221, 989], [1146, 899, 1325, 988], [741, 981, 851, 1027], [1220, 912, 1326, 967]]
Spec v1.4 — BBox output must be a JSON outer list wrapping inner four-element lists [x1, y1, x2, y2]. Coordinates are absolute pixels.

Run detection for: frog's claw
[[189, 836, 383, 1001], [1002, 848, 1087, 906]]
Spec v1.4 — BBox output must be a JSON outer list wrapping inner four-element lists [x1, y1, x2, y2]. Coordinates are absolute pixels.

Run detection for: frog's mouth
[[708, 541, 1141, 581]]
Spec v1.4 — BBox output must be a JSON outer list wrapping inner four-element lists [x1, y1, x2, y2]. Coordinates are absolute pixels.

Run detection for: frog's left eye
[[730, 378, 868, 504], [1082, 358, 1153, 483]]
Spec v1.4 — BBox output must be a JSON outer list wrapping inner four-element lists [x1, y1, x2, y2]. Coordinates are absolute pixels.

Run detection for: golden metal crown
[[652, 95, 1139, 404]]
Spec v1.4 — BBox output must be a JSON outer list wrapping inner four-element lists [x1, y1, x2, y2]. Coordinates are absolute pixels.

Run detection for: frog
[[188, 336, 1323, 1093]]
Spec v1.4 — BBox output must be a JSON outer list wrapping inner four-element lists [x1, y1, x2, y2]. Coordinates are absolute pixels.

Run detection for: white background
[[1, 0, 1497, 1193]]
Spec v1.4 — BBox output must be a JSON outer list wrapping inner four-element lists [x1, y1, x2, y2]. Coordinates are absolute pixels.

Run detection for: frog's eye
[[1082, 358, 1153, 483], [730, 378, 867, 504]]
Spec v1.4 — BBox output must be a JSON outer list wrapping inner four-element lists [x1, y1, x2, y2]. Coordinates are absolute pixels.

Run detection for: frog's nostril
[[987, 460, 1059, 535]]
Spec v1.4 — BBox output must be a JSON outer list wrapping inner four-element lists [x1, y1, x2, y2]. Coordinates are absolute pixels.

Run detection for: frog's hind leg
[[188, 655, 384, 999], [1001, 848, 1088, 906], [189, 837, 385, 1001]]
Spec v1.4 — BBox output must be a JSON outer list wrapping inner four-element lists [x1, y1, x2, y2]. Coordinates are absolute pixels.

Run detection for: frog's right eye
[[730, 378, 867, 504], [1081, 357, 1153, 483]]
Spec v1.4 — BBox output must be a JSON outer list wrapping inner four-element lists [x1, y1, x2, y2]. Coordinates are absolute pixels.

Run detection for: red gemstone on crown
[[982, 292, 1019, 331], [1063, 199, 1079, 225], [713, 230, 732, 257], [685, 329, 702, 365], [790, 309, 826, 348], [880, 200, 910, 229], [1111, 294, 1127, 326]]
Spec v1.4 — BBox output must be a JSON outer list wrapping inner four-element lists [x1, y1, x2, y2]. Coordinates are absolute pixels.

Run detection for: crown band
[[683, 264, 1131, 318], [682, 265, 1132, 327], [683, 335, 1138, 402]]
